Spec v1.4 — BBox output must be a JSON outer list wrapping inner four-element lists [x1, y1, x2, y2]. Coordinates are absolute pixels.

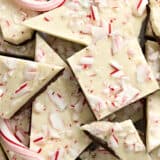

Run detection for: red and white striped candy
[[80, 56, 94, 69], [47, 90, 66, 111]]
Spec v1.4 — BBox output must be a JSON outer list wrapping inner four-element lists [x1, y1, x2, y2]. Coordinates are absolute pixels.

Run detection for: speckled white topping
[[82, 120, 152, 160], [24, 0, 147, 45], [68, 36, 159, 120]]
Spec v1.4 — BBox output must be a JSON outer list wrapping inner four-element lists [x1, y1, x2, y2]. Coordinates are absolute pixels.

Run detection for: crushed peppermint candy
[[80, 55, 94, 69], [47, 90, 67, 111], [136, 64, 152, 82], [12, 82, 31, 98], [33, 101, 46, 113], [49, 112, 64, 131]]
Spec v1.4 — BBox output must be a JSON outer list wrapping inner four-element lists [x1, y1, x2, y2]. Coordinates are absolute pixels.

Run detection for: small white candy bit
[[157, 148, 160, 157], [33, 101, 45, 113], [47, 90, 66, 111], [12, 82, 30, 98], [48, 128, 60, 139], [136, 64, 152, 82], [49, 113, 64, 131], [87, 94, 106, 112], [113, 123, 123, 132], [108, 134, 119, 148], [80, 55, 94, 69], [111, 35, 124, 55], [68, 147, 78, 158], [79, 0, 90, 8], [35, 48, 45, 62], [24, 63, 38, 81], [133, 0, 148, 16], [0, 86, 5, 98], [3, 59, 17, 70], [134, 143, 145, 152]]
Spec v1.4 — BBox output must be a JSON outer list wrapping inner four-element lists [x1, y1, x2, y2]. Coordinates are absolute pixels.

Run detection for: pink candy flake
[[47, 90, 67, 111], [80, 55, 94, 69], [3, 59, 17, 70], [109, 61, 125, 79], [111, 35, 124, 55], [49, 113, 64, 131], [91, 26, 107, 41], [108, 134, 119, 148], [136, 64, 152, 82]]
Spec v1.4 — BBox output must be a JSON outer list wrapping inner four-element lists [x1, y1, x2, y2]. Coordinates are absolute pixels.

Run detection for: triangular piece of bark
[[24, 0, 146, 45], [35, 34, 65, 67], [0, 0, 38, 44], [68, 36, 159, 120], [145, 40, 160, 152], [82, 120, 152, 160], [0, 55, 62, 119], [29, 35, 94, 160]]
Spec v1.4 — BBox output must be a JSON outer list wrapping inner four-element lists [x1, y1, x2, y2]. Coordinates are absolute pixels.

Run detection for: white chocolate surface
[[0, 55, 62, 119], [82, 120, 152, 160], [146, 40, 160, 152], [24, 0, 146, 45], [68, 36, 159, 120]]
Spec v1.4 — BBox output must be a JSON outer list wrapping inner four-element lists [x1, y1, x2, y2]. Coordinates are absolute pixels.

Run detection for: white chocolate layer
[[68, 36, 159, 120], [82, 120, 152, 160], [0, 146, 7, 160], [0, 32, 35, 58], [150, 0, 160, 37], [24, 0, 146, 45], [0, 55, 62, 119], [0, 0, 38, 44], [29, 35, 94, 160]]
